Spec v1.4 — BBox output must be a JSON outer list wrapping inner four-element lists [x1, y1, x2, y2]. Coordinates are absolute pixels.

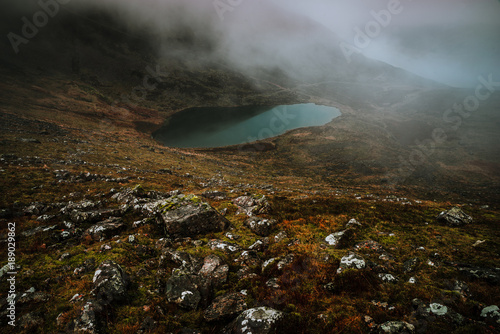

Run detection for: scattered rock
[[371, 300, 395, 311], [199, 254, 229, 288], [235, 251, 262, 268], [161, 249, 203, 275], [156, 195, 229, 238], [21, 225, 57, 237], [204, 292, 247, 322], [207, 240, 241, 254], [37, 214, 55, 222], [346, 218, 362, 228], [364, 315, 377, 331], [17, 288, 51, 305], [266, 278, 280, 289], [403, 258, 420, 273], [72, 299, 103, 334], [378, 273, 398, 283], [223, 307, 284, 334], [24, 202, 48, 216], [225, 232, 241, 240], [59, 252, 71, 261], [277, 254, 295, 270], [274, 231, 287, 243], [233, 195, 270, 216], [202, 190, 227, 200], [436, 207, 473, 226], [458, 265, 500, 284], [249, 238, 270, 251], [325, 229, 353, 248], [92, 260, 129, 304], [262, 258, 278, 273], [83, 217, 125, 242], [165, 275, 201, 310], [377, 321, 415, 333], [74, 258, 96, 276], [480, 305, 500, 325], [428, 303, 448, 316], [472, 240, 486, 247], [452, 280, 469, 298], [337, 253, 366, 273], [245, 217, 277, 236], [411, 299, 464, 329]]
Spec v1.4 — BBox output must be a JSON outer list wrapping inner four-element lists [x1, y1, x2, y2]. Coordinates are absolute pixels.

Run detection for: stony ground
[[0, 9, 499, 333], [0, 109, 499, 334]]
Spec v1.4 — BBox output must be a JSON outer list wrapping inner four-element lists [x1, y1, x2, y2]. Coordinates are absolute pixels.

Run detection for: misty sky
[[271, 0, 500, 87], [3, 0, 499, 88]]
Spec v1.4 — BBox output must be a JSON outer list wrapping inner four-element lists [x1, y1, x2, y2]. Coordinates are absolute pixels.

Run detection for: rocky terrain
[[0, 3, 499, 334]]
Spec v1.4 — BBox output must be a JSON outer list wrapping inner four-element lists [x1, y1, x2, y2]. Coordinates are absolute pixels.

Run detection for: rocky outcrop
[[156, 195, 229, 238], [92, 260, 129, 304], [436, 207, 473, 226], [165, 253, 229, 310]]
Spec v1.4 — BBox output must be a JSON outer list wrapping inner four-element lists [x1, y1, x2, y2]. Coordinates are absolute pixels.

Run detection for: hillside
[[0, 3, 499, 334]]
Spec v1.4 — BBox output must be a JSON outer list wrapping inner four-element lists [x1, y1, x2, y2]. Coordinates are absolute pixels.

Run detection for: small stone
[[378, 273, 398, 283], [428, 303, 448, 316], [403, 258, 420, 273], [245, 217, 277, 237], [346, 218, 361, 227], [378, 321, 415, 333], [325, 230, 346, 247], [337, 252, 366, 274], [266, 278, 280, 289], [481, 305, 500, 324], [472, 240, 486, 247], [274, 231, 288, 243], [224, 307, 284, 334], [277, 254, 295, 270]]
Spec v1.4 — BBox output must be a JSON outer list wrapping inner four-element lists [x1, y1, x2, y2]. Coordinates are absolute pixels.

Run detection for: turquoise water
[[153, 103, 341, 148]]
